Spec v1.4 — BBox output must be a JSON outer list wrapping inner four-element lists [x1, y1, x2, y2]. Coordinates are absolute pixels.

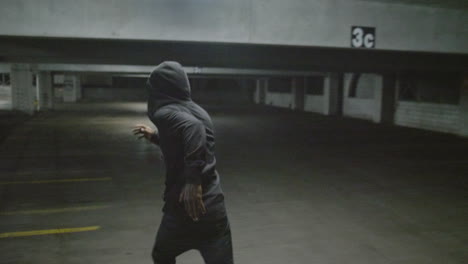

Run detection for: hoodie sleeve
[[180, 118, 207, 185], [150, 132, 160, 145]]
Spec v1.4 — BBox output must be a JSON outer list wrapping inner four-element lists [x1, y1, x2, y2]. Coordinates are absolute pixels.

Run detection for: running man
[[133, 61, 233, 264]]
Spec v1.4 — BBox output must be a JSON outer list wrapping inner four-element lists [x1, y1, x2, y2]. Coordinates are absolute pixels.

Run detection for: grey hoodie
[[147, 61, 226, 219]]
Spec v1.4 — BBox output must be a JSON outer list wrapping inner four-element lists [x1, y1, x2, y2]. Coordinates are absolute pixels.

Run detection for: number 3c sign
[[351, 26, 376, 48]]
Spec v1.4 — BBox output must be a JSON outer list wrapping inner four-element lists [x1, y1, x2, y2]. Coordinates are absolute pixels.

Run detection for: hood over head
[[146, 61, 191, 117]]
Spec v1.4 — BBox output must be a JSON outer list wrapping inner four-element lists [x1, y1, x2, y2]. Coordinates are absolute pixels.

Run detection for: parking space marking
[[0, 177, 112, 185], [0, 205, 110, 215], [0, 226, 101, 238]]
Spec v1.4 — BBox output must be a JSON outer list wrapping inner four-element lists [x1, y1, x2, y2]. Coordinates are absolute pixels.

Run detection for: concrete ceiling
[[361, 0, 468, 9]]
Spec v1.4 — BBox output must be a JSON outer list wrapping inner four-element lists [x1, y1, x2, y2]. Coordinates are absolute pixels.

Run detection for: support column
[[326, 73, 344, 116], [76, 74, 82, 100], [293, 77, 305, 111], [255, 79, 267, 105], [459, 74, 468, 137], [372, 75, 384, 123], [254, 79, 260, 104], [11, 64, 36, 115], [380, 74, 398, 125], [38, 71, 53, 110]]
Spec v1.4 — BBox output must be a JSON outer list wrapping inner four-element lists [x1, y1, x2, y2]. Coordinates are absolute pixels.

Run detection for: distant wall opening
[[398, 72, 460, 104], [190, 78, 255, 106], [81, 75, 146, 102]]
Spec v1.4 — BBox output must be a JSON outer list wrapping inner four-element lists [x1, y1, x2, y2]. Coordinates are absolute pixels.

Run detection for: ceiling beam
[[0, 63, 322, 77]]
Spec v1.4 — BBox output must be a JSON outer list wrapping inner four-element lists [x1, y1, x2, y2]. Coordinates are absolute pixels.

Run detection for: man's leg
[[152, 214, 192, 264], [197, 217, 234, 264]]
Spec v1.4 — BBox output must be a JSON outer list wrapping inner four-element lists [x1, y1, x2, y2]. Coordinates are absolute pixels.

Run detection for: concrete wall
[[261, 78, 295, 109], [343, 73, 382, 122], [265, 92, 294, 109], [253, 83, 261, 104], [63, 75, 80, 102], [265, 75, 330, 112], [38, 71, 53, 109], [394, 73, 464, 134], [0, 85, 12, 110], [1, 0, 467, 54], [253, 72, 467, 137], [395, 102, 460, 134], [11, 64, 37, 114], [304, 95, 325, 114], [343, 98, 379, 122], [303, 76, 332, 115]]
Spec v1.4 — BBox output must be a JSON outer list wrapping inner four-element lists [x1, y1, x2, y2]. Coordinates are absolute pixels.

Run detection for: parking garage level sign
[[351, 26, 375, 48]]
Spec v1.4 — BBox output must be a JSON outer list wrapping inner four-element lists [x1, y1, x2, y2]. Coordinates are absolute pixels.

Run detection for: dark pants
[[152, 213, 233, 264]]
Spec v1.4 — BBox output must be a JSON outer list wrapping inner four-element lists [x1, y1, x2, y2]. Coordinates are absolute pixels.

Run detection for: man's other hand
[[179, 184, 206, 221], [133, 124, 157, 143]]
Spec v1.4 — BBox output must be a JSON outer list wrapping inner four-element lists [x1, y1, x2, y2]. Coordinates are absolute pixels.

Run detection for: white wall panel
[[0, 0, 466, 53], [265, 92, 294, 109], [304, 95, 325, 114], [395, 102, 460, 134]]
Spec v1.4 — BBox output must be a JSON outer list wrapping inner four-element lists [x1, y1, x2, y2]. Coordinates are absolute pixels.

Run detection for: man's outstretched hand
[[179, 184, 206, 221], [133, 124, 158, 144]]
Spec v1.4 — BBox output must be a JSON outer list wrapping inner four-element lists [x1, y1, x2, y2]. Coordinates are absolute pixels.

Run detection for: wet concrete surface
[[0, 102, 467, 264], [0, 110, 30, 144]]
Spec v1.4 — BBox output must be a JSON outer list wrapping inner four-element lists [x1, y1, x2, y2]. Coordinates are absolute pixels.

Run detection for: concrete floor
[[0, 102, 467, 264]]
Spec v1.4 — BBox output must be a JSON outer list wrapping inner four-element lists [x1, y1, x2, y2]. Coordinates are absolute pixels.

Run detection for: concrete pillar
[[11, 64, 36, 114], [255, 79, 267, 105], [76, 75, 82, 100], [323, 75, 331, 115], [38, 71, 53, 110], [372, 76, 384, 123], [326, 73, 344, 116], [293, 77, 305, 111], [63, 74, 81, 102], [254, 79, 260, 104], [459, 75, 468, 137], [380, 74, 398, 125]]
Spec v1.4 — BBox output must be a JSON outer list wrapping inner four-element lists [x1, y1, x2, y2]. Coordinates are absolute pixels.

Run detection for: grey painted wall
[[1, 0, 466, 54]]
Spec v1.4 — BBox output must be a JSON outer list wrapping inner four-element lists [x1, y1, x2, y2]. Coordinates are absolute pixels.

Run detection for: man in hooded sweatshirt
[[133, 61, 233, 264]]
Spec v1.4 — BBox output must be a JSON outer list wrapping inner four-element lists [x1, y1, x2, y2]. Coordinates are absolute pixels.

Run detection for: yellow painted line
[[0, 226, 100, 238], [0, 177, 112, 185], [0, 205, 110, 216]]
